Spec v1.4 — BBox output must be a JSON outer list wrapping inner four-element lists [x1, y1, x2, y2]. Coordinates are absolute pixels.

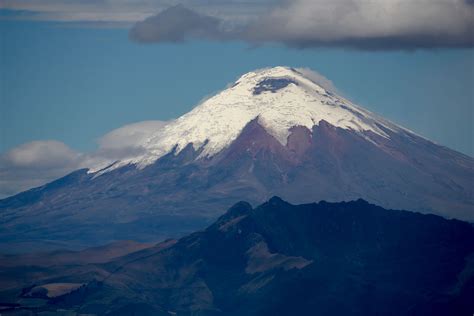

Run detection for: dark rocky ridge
[[2, 198, 473, 315]]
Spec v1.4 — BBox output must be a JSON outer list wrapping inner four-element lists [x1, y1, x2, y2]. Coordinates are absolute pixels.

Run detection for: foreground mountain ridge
[[1, 66, 473, 251], [2, 198, 473, 315]]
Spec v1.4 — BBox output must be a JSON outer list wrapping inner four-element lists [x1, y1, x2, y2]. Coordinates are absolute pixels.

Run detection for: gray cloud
[[129, 5, 226, 43], [243, 0, 474, 50], [3, 0, 472, 49], [129, 1, 474, 50]]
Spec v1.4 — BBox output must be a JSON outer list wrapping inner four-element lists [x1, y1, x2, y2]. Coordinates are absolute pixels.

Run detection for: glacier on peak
[[90, 66, 404, 174]]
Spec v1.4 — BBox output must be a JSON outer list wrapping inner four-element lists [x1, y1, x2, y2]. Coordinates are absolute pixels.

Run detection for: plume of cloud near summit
[[129, 0, 474, 50]]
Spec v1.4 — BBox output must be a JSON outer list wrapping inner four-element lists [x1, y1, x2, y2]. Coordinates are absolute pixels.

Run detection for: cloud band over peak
[[129, 0, 474, 50]]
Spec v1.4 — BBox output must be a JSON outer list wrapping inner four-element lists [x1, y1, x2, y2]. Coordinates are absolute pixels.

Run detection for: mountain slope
[[4, 198, 474, 315], [0, 66, 473, 251]]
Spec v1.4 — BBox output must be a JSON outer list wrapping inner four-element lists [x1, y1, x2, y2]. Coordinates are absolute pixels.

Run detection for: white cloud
[[4, 140, 82, 169], [0, 140, 83, 198], [0, 121, 168, 198]]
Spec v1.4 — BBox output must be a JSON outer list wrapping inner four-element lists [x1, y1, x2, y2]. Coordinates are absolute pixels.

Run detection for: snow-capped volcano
[[1, 66, 473, 251], [94, 66, 403, 173]]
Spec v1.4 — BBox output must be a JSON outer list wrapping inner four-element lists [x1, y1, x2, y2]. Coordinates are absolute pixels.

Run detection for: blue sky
[[0, 1, 473, 196]]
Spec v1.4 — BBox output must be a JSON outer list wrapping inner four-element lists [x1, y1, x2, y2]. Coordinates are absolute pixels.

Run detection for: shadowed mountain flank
[[1, 198, 473, 315]]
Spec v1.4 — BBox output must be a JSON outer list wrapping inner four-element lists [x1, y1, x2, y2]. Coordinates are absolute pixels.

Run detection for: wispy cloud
[[95, 120, 168, 162], [0, 0, 272, 24], [294, 68, 340, 94], [0, 0, 154, 23]]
